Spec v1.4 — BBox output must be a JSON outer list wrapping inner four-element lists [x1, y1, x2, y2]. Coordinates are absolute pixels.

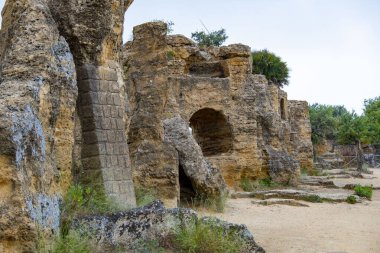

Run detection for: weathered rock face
[[123, 22, 313, 190], [124, 22, 179, 207], [0, 0, 77, 251], [288, 100, 314, 170], [73, 200, 265, 253], [0, 0, 135, 251]]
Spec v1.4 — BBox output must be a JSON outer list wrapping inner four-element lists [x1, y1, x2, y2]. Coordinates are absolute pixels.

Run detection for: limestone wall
[[0, 0, 77, 250], [0, 0, 136, 250], [288, 100, 314, 170]]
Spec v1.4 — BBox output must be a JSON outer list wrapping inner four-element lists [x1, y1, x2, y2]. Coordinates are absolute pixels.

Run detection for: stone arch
[[280, 98, 286, 120], [189, 108, 233, 156]]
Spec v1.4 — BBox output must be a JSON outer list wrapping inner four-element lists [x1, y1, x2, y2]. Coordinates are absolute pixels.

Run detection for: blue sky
[[1, 0, 379, 113]]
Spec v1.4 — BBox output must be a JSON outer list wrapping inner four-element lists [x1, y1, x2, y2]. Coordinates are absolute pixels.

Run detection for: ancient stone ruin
[[0, 0, 312, 251], [123, 22, 313, 204]]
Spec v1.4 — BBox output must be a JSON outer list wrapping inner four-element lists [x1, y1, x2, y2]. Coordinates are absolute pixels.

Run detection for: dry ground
[[200, 169, 380, 253]]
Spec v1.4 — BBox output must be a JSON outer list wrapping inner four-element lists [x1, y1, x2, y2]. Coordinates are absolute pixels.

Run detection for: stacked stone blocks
[[77, 63, 134, 207]]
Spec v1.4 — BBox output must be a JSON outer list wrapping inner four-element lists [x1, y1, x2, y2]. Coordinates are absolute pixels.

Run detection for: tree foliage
[[308, 104, 349, 145], [191, 28, 228, 47], [362, 96, 380, 144], [336, 96, 380, 146], [251, 49, 290, 87], [309, 97, 380, 171]]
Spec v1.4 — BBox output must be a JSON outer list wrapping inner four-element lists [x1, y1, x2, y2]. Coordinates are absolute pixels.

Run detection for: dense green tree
[[362, 96, 380, 144], [251, 49, 290, 87], [309, 104, 340, 145], [336, 112, 365, 171], [336, 97, 379, 171], [309, 97, 380, 171], [191, 28, 228, 47]]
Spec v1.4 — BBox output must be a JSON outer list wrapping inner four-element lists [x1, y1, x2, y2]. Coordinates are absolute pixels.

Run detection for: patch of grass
[[240, 177, 283, 192], [183, 194, 227, 213], [303, 194, 323, 203], [135, 185, 159, 207], [354, 185, 373, 200], [240, 178, 256, 192], [61, 184, 121, 236], [346, 195, 357, 204], [38, 230, 94, 253], [173, 220, 246, 253], [51, 231, 93, 253]]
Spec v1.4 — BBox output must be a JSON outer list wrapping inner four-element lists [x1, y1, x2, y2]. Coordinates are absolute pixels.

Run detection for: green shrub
[[354, 185, 373, 200], [303, 195, 323, 203], [135, 185, 158, 207], [174, 220, 246, 253], [191, 29, 228, 47], [251, 49, 289, 87], [346, 195, 357, 204]]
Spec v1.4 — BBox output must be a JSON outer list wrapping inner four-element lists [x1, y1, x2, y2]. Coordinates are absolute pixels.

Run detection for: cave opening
[[189, 108, 232, 156], [179, 163, 196, 203]]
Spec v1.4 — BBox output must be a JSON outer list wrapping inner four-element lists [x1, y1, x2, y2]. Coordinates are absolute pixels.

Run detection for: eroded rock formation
[[73, 200, 265, 253], [123, 22, 314, 201], [0, 0, 135, 251], [0, 2, 312, 250]]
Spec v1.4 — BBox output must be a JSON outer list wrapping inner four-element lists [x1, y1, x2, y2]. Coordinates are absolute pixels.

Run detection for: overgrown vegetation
[[354, 185, 373, 200], [37, 184, 123, 252], [240, 177, 283, 192], [38, 230, 94, 253], [251, 49, 290, 87], [61, 185, 121, 236], [346, 195, 357, 204], [173, 220, 247, 253], [309, 96, 380, 171], [191, 28, 228, 47], [135, 185, 159, 207]]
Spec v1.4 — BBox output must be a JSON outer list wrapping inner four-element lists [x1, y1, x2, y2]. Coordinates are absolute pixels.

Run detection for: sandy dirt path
[[200, 169, 380, 253]]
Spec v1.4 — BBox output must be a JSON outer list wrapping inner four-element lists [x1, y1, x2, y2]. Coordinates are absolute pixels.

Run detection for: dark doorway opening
[[179, 164, 196, 203]]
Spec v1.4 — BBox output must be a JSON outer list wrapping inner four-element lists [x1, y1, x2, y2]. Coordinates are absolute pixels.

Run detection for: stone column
[[77, 63, 135, 207]]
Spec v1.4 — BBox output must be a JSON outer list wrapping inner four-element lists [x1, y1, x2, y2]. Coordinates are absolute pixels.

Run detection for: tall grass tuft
[[174, 219, 246, 253]]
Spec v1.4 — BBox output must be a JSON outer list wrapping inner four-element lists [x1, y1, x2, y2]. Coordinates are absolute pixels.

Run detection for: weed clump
[[303, 194, 323, 203], [354, 185, 373, 200], [346, 195, 357, 204]]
